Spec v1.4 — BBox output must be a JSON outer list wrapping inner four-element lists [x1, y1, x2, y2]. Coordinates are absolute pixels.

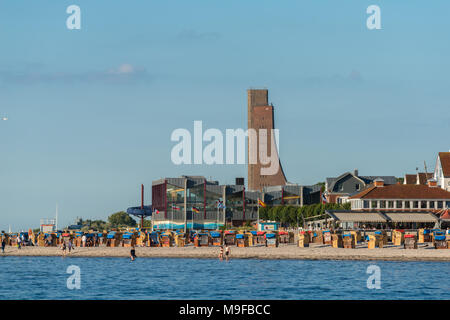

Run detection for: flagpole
[[257, 203, 260, 231]]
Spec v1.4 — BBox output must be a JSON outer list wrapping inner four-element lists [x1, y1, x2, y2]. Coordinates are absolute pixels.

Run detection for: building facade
[[434, 152, 450, 191], [151, 176, 322, 230], [325, 170, 397, 203], [247, 89, 287, 191], [348, 178, 450, 211]]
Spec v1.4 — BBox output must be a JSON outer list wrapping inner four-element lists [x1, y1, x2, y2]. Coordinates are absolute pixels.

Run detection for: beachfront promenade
[[3, 243, 449, 261]]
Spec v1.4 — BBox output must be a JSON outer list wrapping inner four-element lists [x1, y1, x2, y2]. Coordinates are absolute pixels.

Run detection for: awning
[[382, 212, 438, 223], [326, 210, 440, 223], [326, 211, 387, 223]]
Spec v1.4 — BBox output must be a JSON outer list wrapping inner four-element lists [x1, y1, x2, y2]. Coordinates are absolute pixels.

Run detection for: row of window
[[353, 200, 450, 209]]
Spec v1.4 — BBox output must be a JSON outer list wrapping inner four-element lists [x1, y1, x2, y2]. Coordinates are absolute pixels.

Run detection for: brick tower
[[247, 89, 287, 191]]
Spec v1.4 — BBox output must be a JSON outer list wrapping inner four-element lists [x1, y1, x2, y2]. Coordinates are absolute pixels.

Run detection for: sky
[[0, 0, 449, 230]]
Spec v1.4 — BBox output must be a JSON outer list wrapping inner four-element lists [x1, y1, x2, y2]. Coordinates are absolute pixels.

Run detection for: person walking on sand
[[81, 234, 86, 247], [68, 239, 73, 253], [219, 246, 224, 261], [225, 245, 230, 261], [17, 237, 21, 249], [61, 241, 67, 257], [130, 246, 137, 261], [1, 239, 5, 253]]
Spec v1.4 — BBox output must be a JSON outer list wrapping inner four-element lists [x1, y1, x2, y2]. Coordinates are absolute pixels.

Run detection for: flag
[[321, 193, 328, 204], [258, 199, 267, 208], [172, 205, 181, 210], [192, 207, 200, 213], [216, 201, 226, 209]]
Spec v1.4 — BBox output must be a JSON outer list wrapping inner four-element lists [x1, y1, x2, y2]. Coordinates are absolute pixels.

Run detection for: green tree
[[108, 211, 137, 228]]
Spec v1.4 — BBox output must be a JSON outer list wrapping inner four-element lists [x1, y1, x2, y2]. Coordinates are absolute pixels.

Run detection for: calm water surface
[[0, 256, 448, 300]]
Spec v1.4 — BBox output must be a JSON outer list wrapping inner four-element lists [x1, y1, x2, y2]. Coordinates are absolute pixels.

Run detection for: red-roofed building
[[434, 152, 450, 192], [403, 172, 433, 185], [349, 178, 450, 211]]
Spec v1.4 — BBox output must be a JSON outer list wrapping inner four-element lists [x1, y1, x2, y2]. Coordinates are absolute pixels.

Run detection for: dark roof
[[326, 172, 397, 192]]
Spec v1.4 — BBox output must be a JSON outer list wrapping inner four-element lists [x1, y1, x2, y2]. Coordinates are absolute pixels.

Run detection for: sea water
[[0, 256, 448, 300]]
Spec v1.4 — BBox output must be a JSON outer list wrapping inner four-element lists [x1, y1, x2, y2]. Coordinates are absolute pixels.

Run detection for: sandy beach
[[2, 243, 449, 261]]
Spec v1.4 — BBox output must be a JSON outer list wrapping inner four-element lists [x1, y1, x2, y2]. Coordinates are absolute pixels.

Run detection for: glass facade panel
[[166, 183, 185, 221]]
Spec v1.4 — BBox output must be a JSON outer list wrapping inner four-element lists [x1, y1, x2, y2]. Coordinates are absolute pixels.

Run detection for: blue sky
[[1, 0, 449, 230]]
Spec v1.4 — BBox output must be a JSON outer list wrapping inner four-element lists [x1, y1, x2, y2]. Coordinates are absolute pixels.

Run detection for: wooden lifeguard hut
[[236, 233, 250, 247], [160, 232, 173, 247], [342, 233, 355, 248], [392, 230, 405, 246], [278, 231, 289, 244], [418, 228, 431, 243], [323, 230, 332, 245], [331, 233, 342, 248], [298, 231, 310, 247], [223, 231, 236, 246], [121, 232, 137, 247], [135, 230, 147, 247], [194, 232, 210, 247], [174, 232, 187, 247], [148, 231, 161, 247], [265, 232, 279, 247], [106, 231, 122, 247], [209, 231, 222, 246]]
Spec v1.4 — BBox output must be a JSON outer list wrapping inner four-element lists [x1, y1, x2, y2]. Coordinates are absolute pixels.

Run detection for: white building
[[434, 152, 450, 192]]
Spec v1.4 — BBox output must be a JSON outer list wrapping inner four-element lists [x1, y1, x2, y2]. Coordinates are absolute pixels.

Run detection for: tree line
[[258, 203, 351, 227]]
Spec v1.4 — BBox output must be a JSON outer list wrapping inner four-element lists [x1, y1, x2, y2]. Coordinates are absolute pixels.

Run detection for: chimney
[[353, 169, 359, 176], [374, 178, 384, 187], [427, 178, 437, 188]]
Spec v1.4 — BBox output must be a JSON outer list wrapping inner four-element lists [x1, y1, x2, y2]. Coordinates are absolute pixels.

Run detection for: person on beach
[[61, 241, 67, 257], [1, 239, 5, 253], [81, 235, 86, 247], [225, 245, 230, 261], [68, 240, 73, 253], [130, 246, 137, 261], [219, 246, 224, 261], [17, 237, 21, 249]]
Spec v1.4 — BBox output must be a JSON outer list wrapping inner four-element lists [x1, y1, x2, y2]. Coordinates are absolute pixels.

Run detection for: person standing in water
[[225, 245, 230, 261], [130, 246, 137, 261], [219, 246, 224, 261]]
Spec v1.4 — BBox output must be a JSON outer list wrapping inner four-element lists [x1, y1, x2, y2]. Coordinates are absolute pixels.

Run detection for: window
[[429, 201, 435, 209], [380, 201, 386, 208], [413, 201, 419, 209], [356, 184, 360, 191], [363, 200, 370, 208], [371, 201, 377, 208], [396, 201, 403, 209], [405, 201, 410, 209], [420, 201, 427, 209], [437, 201, 443, 209], [388, 201, 394, 209]]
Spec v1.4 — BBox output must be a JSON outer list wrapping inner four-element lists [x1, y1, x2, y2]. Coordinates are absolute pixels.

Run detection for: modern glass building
[[151, 176, 322, 230]]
